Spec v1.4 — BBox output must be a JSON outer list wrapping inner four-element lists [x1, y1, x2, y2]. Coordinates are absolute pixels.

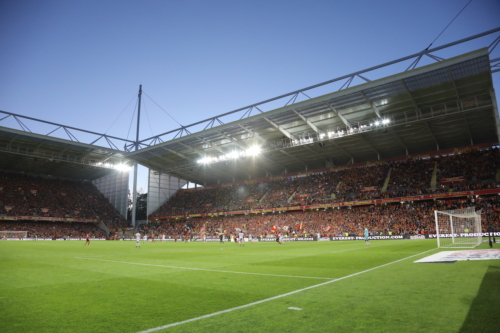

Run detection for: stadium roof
[[126, 48, 499, 186], [0, 125, 132, 181], [0, 29, 499, 184]]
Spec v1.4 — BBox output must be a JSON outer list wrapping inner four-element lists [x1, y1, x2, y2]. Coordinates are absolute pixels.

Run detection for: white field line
[[74, 257, 333, 280], [136, 248, 436, 333]]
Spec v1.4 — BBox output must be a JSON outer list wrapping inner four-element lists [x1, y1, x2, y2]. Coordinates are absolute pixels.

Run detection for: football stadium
[[2, 26, 500, 332]]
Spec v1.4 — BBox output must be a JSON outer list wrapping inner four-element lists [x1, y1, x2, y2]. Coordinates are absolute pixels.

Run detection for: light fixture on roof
[[197, 145, 261, 165], [115, 164, 131, 172]]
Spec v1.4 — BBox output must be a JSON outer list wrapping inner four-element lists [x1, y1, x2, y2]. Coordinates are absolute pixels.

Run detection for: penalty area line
[[74, 257, 332, 280], [136, 248, 436, 333]]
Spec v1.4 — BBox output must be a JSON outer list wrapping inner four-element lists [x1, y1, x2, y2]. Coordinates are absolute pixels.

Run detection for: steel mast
[[131, 84, 142, 228]]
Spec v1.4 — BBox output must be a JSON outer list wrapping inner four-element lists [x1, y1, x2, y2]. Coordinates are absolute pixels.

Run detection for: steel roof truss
[[388, 128, 409, 155], [292, 109, 320, 133], [195, 135, 226, 154], [425, 121, 440, 150], [324, 102, 351, 128], [263, 117, 293, 139], [360, 92, 382, 119]]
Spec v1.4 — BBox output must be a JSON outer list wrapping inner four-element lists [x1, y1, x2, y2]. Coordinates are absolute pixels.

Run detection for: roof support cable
[[142, 99, 155, 137], [424, 0, 472, 51], [143, 92, 183, 127], [126, 101, 138, 142], [104, 93, 136, 135]]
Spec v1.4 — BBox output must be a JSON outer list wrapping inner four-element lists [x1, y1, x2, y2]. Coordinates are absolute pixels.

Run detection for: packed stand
[[0, 220, 106, 238], [0, 171, 129, 229], [150, 147, 500, 217], [142, 195, 500, 240]]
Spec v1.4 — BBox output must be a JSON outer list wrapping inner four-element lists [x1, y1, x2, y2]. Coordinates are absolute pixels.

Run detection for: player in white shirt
[[143, 235, 147, 243], [238, 232, 244, 246], [162, 234, 166, 242], [135, 232, 141, 248]]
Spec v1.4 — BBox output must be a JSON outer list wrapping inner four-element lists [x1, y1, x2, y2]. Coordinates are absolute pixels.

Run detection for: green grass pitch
[[1, 239, 499, 333]]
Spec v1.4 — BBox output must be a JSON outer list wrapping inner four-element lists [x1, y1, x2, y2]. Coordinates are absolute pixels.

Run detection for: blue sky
[[1, 0, 499, 192]]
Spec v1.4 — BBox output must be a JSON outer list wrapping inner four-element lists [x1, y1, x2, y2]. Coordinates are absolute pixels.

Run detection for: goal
[[434, 207, 482, 248], [0, 231, 28, 239]]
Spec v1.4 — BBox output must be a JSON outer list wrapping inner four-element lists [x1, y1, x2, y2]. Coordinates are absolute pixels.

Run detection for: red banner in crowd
[[360, 186, 378, 192], [440, 176, 465, 184]]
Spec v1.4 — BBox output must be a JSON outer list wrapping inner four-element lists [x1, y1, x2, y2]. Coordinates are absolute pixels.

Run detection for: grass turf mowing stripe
[[135, 248, 436, 333], [75, 257, 333, 280]]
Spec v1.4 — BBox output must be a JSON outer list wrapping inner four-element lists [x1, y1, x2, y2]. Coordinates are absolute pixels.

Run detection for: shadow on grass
[[459, 265, 500, 333]]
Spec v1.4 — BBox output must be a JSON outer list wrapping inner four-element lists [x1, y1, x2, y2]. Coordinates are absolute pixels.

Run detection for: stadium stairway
[[431, 161, 438, 189], [381, 167, 392, 193]]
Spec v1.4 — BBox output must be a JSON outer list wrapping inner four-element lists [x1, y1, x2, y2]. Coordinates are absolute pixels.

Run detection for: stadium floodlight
[[197, 145, 261, 165], [227, 151, 239, 160], [434, 207, 482, 248], [246, 146, 261, 156], [115, 164, 131, 172]]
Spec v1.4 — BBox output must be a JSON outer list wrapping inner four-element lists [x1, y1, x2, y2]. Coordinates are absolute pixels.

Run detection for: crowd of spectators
[[0, 220, 106, 238], [141, 195, 500, 239], [0, 171, 130, 235], [151, 147, 500, 217], [1, 147, 499, 239]]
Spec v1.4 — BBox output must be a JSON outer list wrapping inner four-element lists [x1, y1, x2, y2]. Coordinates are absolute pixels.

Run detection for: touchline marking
[[136, 248, 436, 333], [75, 257, 332, 280], [288, 307, 302, 310]]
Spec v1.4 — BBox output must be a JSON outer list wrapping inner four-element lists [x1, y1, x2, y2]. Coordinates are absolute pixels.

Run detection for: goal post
[[0, 231, 28, 239], [434, 207, 482, 248]]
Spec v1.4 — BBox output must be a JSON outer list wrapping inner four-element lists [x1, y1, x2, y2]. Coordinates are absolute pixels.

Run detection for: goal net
[[434, 207, 482, 248], [0, 231, 28, 239]]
